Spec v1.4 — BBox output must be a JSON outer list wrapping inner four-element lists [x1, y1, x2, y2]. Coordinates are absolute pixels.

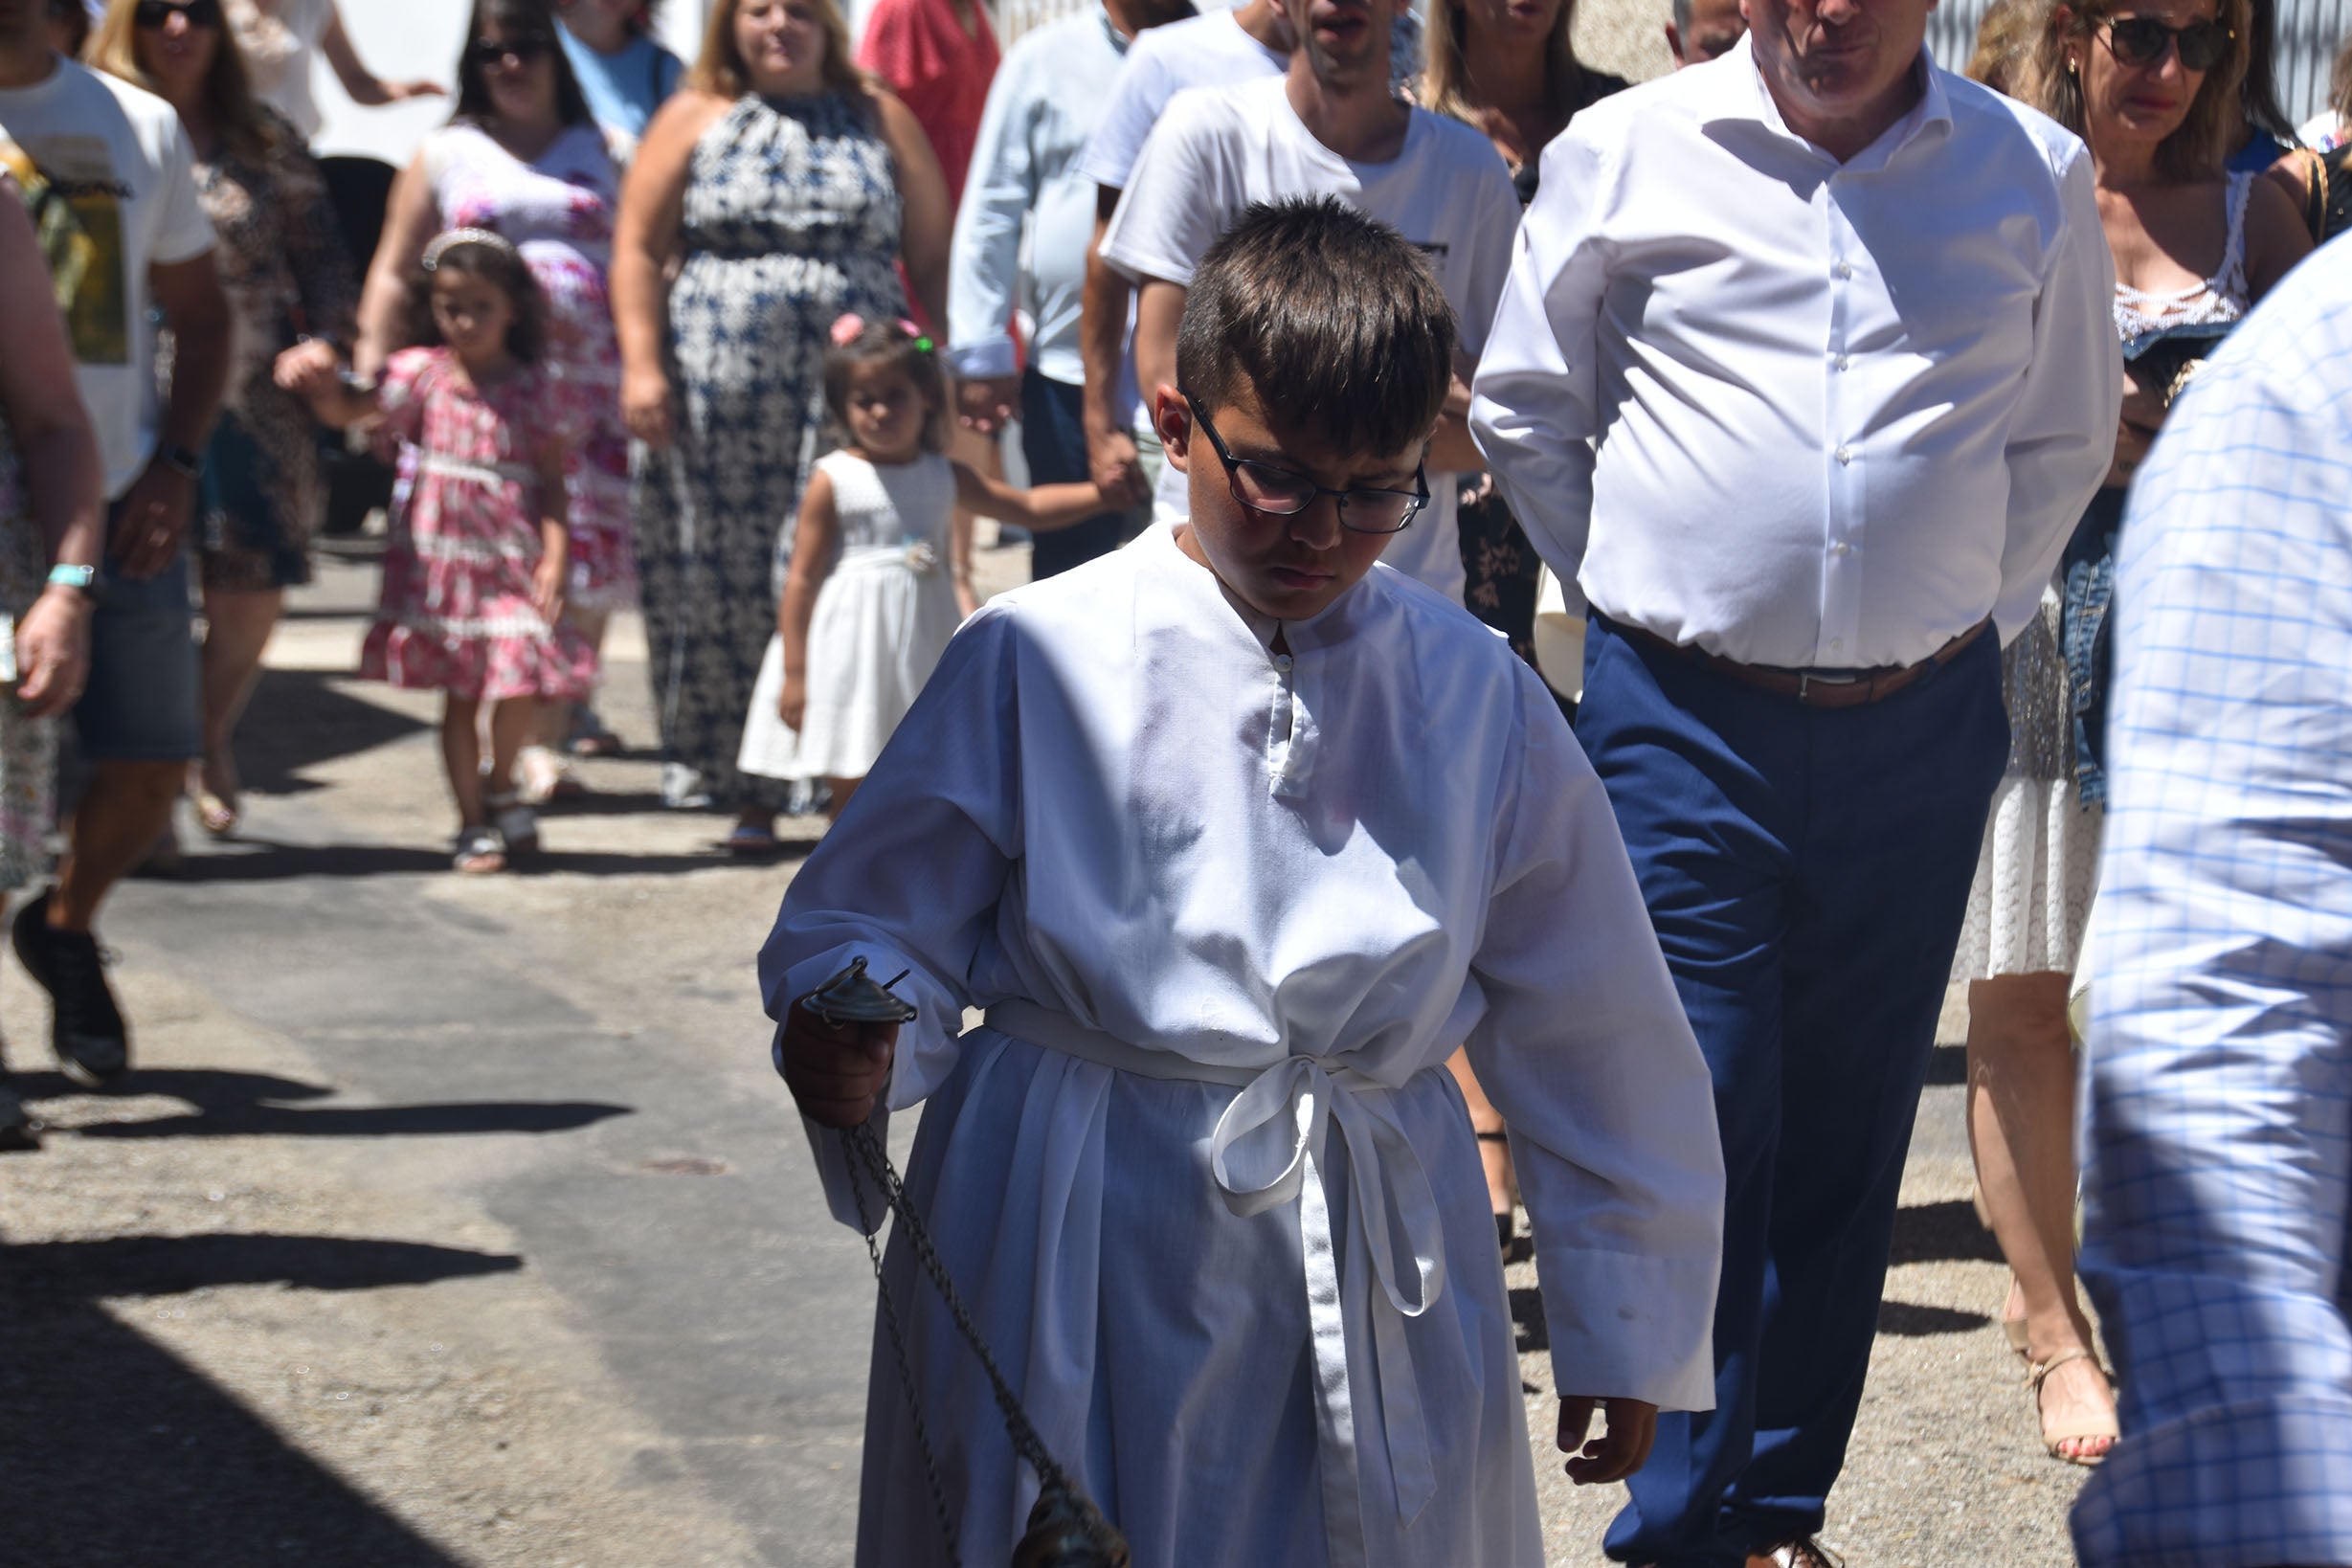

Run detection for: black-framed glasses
[[2100, 15, 2233, 72], [471, 34, 553, 68], [134, 0, 223, 29], [1180, 391, 1427, 536]]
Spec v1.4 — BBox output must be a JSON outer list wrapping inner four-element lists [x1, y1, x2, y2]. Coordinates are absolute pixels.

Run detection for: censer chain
[[841, 1119, 1078, 1555]]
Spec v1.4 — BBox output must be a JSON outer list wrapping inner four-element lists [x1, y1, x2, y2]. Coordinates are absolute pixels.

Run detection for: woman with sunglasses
[[89, 0, 356, 844], [1949, 0, 2308, 1470], [350, 0, 632, 801], [223, 0, 444, 144]]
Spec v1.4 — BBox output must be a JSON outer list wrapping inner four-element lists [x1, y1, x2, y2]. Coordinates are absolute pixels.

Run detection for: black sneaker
[[12, 891, 127, 1088], [0, 1074, 35, 1151]]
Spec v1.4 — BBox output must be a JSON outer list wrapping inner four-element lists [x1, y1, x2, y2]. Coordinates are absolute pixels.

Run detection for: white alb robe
[[760, 525, 1724, 1568]]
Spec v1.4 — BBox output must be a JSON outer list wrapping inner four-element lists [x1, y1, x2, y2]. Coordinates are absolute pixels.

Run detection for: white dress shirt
[[2073, 237, 2352, 1568], [1469, 40, 2120, 670], [944, 5, 1132, 387], [763, 525, 1723, 1567]]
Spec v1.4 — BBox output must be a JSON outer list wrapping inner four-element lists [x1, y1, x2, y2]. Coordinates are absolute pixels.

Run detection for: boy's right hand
[[778, 999, 898, 1128]]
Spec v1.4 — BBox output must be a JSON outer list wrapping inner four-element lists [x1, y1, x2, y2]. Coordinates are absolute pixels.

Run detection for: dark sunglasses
[[471, 34, 553, 68], [133, 0, 224, 29], [2100, 15, 2233, 72], [1180, 391, 1428, 536]]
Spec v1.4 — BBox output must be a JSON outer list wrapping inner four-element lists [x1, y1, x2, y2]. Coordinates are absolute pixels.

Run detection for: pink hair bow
[[828, 312, 932, 348]]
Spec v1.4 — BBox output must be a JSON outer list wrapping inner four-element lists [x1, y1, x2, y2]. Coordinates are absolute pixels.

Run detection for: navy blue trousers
[[1020, 370, 1133, 580], [1578, 616, 2007, 1566]]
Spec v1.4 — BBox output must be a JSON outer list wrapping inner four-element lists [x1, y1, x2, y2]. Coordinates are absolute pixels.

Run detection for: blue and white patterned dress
[[632, 90, 906, 812]]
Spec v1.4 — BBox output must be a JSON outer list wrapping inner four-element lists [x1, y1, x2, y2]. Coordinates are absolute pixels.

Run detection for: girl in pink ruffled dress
[[287, 230, 594, 873]]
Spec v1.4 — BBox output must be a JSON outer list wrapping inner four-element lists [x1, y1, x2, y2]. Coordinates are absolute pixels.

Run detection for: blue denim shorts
[[74, 506, 200, 762]]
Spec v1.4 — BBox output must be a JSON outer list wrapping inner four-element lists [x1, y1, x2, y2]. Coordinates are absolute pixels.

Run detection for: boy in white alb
[[1098, 0, 1518, 603], [767, 200, 1723, 1568]]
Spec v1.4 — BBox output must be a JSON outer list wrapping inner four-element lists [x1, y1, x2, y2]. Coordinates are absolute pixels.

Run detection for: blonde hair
[[1967, 0, 2040, 92], [687, 0, 864, 101], [1419, 0, 1590, 125], [90, 0, 277, 161], [2025, 0, 2251, 181]]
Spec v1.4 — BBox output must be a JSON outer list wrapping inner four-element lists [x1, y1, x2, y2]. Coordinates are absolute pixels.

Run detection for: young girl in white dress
[[738, 316, 1110, 818]]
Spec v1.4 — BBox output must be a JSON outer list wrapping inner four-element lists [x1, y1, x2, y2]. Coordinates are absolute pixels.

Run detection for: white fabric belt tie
[[984, 998, 1447, 1551]]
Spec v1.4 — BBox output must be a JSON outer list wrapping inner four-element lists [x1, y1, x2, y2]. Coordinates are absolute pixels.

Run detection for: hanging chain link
[[842, 1127, 965, 1566]]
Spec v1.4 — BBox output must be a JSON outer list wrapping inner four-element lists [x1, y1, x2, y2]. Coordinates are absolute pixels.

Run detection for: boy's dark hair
[[405, 235, 547, 365], [454, 0, 594, 128], [821, 316, 949, 455], [1176, 197, 1457, 460]]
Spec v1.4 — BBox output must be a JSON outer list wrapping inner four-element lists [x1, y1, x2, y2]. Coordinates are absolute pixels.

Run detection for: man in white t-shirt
[[1073, 0, 1290, 506], [0, 12, 228, 1090], [1099, 0, 1519, 602]]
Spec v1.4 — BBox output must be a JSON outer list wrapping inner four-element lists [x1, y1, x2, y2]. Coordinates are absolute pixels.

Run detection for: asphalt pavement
[[0, 543, 2088, 1565]]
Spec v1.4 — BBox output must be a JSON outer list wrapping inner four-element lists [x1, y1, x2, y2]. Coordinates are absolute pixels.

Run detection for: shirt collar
[[1716, 34, 1952, 168], [1096, 2, 1134, 56]]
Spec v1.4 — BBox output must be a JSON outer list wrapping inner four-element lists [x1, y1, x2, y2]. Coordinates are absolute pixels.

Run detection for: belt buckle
[[1795, 670, 1858, 704]]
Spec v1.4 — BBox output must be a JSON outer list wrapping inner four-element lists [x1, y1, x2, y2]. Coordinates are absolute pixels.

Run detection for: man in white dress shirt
[[1469, 0, 2118, 1558], [944, 0, 1191, 577], [1099, 0, 1520, 602]]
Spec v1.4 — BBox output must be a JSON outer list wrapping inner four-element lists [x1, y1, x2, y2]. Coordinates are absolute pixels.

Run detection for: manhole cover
[[639, 1155, 732, 1176]]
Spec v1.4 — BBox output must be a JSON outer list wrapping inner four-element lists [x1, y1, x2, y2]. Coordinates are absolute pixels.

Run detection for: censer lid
[[804, 956, 920, 1025]]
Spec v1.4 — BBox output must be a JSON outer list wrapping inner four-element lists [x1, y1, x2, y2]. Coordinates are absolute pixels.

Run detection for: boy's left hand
[[1557, 1396, 1658, 1486]]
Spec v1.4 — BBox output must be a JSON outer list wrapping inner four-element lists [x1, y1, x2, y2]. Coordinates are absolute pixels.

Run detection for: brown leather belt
[[1605, 616, 1994, 708]]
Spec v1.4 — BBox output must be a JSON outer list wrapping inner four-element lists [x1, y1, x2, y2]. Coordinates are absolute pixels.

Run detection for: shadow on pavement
[[0, 1229, 504, 1565], [11, 1067, 632, 1141], [233, 668, 432, 799], [1888, 1198, 2005, 1267], [168, 840, 750, 881], [1876, 1301, 1992, 1335]]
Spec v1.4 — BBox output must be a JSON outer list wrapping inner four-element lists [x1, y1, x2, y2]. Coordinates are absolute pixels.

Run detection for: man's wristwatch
[[157, 442, 204, 480], [46, 563, 96, 599]]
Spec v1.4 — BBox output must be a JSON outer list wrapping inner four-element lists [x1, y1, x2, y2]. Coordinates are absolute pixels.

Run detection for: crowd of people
[[4, 0, 2352, 1562]]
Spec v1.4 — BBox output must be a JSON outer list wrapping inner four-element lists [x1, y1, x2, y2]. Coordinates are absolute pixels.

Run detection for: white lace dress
[[1951, 174, 2256, 981], [739, 450, 962, 782]]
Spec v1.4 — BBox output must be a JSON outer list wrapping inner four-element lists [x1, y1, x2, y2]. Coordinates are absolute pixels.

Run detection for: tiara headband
[[830, 312, 933, 353], [422, 228, 520, 271]]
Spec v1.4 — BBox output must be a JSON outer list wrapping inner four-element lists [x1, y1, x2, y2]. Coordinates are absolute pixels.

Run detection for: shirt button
[[1830, 638, 1845, 651], [1274, 655, 1293, 672], [1831, 542, 1852, 555], [1834, 261, 1854, 280], [1834, 354, 1851, 371], [1835, 446, 1853, 465]]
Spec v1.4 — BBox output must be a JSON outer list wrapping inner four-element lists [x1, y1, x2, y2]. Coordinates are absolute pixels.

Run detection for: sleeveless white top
[[2113, 172, 2258, 352]]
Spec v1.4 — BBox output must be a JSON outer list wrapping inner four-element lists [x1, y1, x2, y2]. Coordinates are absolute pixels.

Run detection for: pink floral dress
[[424, 121, 632, 609], [360, 348, 597, 703]]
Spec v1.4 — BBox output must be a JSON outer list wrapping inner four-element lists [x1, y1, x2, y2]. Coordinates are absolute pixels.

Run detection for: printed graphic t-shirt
[[1099, 76, 1520, 602], [0, 60, 215, 501]]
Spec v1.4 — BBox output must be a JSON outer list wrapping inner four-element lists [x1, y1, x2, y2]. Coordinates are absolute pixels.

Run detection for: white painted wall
[[311, 0, 718, 167]]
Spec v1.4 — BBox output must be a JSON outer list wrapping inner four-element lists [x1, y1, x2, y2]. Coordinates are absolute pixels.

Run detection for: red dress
[[856, 0, 998, 207], [360, 348, 598, 704]]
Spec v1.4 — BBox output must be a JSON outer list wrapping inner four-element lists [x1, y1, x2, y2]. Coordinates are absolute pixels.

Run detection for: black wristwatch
[[158, 442, 204, 480]]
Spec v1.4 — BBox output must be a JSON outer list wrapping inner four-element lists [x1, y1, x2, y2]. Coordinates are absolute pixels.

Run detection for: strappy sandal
[[2027, 1346, 2118, 1466], [193, 788, 240, 839], [486, 793, 540, 859], [453, 825, 506, 875], [1747, 1537, 1844, 1568]]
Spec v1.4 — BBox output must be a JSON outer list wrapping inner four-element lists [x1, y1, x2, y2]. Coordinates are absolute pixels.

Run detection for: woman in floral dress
[[96, 0, 358, 839], [356, 0, 628, 789], [612, 0, 948, 851]]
